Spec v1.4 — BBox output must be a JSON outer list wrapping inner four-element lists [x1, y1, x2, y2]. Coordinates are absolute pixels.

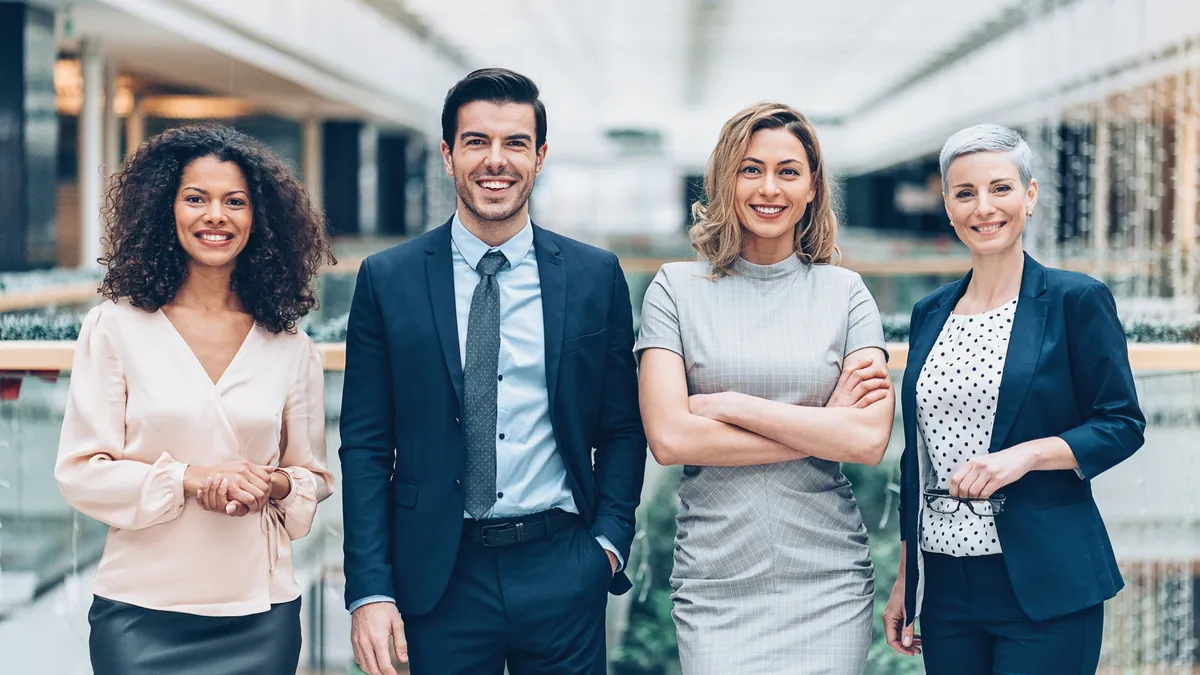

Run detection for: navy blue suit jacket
[[339, 219, 647, 616], [899, 253, 1145, 623]]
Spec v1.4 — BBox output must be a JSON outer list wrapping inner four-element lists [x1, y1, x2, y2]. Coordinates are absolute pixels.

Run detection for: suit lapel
[[989, 253, 1048, 453], [533, 225, 565, 418], [424, 219, 464, 407]]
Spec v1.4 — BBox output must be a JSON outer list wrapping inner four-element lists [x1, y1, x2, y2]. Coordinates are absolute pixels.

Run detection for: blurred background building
[[0, 0, 1198, 673]]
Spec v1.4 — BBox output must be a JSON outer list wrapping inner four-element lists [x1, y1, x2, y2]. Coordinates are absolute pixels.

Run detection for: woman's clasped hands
[[184, 459, 289, 517]]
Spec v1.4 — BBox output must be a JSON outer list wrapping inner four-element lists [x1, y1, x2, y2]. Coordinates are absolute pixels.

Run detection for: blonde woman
[[636, 103, 895, 673]]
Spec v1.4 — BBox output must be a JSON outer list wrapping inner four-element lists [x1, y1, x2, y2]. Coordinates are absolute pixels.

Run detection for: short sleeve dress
[[635, 254, 888, 674]]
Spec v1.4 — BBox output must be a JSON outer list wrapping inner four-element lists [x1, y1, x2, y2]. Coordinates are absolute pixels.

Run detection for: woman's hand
[[949, 445, 1035, 499], [882, 572, 921, 656], [827, 357, 891, 409], [687, 391, 742, 422], [185, 460, 274, 515], [198, 474, 251, 516]]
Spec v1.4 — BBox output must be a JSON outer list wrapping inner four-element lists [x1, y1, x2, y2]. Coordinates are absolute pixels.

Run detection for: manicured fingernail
[[204, 478, 211, 486], [902, 636, 911, 646]]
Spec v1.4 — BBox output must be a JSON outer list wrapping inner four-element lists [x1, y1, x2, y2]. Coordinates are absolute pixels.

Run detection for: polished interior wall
[[0, 3, 58, 271]]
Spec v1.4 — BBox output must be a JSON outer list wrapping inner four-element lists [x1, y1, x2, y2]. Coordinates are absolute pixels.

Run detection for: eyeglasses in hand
[[922, 488, 1006, 517]]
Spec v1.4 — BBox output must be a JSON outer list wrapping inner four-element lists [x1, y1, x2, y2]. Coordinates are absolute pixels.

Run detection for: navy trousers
[[404, 518, 612, 675], [921, 552, 1104, 675]]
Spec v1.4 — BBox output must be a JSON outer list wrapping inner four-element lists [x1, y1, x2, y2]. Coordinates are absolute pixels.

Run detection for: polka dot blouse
[[916, 298, 1017, 557]]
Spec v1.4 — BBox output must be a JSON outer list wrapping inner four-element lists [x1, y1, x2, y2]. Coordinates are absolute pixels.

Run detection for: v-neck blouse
[[55, 300, 334, 616]]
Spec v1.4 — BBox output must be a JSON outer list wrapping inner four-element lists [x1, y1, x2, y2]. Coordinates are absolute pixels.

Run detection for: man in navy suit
[[340, 68, 647, 675]]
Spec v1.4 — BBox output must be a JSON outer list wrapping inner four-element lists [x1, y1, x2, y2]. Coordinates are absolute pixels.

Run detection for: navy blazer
[[339, 219, 647, 616], [899, 253, 1145, 623]]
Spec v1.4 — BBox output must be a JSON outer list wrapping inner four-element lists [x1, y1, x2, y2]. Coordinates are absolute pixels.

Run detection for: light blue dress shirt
[[349, 214, 620, 614], [450, 214, 577, 519]]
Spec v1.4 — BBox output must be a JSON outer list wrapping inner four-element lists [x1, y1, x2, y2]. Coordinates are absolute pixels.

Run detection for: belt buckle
[[479, 523, 512, 547]]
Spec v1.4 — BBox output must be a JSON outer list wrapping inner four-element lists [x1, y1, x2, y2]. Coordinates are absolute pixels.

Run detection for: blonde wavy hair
[[690, 102, 839, 275]]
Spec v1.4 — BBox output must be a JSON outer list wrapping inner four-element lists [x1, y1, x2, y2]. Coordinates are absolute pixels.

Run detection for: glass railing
[[0, 365, 1195, 674]]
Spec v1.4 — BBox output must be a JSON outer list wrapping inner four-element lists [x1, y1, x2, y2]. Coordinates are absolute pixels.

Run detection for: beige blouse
[[55, 300, 334, 617]]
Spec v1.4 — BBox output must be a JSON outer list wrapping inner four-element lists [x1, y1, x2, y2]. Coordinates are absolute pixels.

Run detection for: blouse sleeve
[[55, 305, 187, 530], [845, 273, 889, 360], [272, 337, 335, 540], [633, 267, 683, 360]]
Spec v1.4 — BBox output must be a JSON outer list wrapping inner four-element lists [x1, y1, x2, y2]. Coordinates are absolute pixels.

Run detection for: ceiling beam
[[683, 0, 728, 106], [358, 0, 472, 70], [846, 0, 1083, 121]]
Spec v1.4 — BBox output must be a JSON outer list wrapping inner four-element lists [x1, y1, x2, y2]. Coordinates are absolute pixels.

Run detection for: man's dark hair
[[441, 68, 547, 151]]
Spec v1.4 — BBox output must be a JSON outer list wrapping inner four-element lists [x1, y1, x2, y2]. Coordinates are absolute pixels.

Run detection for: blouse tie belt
[[261, 503, 286, 573]]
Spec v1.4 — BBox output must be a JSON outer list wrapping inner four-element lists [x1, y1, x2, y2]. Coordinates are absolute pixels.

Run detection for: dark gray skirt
[[88, 595, 302, 675]]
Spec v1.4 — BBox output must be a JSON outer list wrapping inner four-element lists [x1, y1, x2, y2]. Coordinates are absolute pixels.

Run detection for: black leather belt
[[463, 509, 579, 547]]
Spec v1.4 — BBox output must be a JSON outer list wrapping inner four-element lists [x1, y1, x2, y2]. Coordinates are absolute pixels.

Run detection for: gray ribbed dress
[[635, 255, 886, 675]]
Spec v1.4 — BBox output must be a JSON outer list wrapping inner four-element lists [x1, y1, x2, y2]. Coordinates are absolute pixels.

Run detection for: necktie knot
[[477, 250, 507, 277]]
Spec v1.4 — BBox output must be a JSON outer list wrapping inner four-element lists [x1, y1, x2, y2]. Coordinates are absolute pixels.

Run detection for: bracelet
[[271, 469, 294, 501]]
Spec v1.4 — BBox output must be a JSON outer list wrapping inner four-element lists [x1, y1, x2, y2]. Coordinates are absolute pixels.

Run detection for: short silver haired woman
[[882, 124, 1145, 674]]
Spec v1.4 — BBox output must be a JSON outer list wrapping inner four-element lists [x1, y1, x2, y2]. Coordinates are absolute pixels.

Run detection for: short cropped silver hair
[[939, 123, 1034, 193]]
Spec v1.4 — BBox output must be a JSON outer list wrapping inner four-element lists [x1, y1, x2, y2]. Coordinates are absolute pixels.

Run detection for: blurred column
[[1091, 114, 1109, 260], [404, 137, 427, 235], [125, 102, 145, 156], [1173, 112, 1196, 309], [0, 2, 57, 271], [359, 123, 379, 237], [78, 38, 104, 269], [425, 142, 456, 229], [302, 115, 323, 208], [103, 62, 120, 178]]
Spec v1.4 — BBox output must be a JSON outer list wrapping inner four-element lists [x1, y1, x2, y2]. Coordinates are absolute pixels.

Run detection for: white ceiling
[[57, 0, 1195, 172], [403, 0, 1027, 129], [61, 2, 362, 118]]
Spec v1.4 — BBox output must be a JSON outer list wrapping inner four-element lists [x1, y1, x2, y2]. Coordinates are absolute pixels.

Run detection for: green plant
[[7, 309, 1199, 345], [609, 468, 683, 675], [0, 312, 85, 340]]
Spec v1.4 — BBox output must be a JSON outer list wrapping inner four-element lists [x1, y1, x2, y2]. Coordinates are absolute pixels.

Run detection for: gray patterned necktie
[[463, 249, 507, 519]]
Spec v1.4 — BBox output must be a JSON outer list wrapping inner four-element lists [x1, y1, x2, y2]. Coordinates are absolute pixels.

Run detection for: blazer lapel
[[424, 219, 464, 407], [533, 225, 565, 418], [988, 253, 1049, 453], [904, 273, 970, 416]]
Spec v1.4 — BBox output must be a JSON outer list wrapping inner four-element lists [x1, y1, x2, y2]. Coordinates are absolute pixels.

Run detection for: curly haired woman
[[54, 124, 336, 675]]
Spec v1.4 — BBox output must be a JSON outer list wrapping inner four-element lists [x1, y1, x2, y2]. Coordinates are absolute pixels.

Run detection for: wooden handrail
[[2, 342, 1198, 373], [0, 283, 100, 312]]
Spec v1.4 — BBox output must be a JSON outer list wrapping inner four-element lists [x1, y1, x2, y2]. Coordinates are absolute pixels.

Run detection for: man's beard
[[454, 170, 533, 224]]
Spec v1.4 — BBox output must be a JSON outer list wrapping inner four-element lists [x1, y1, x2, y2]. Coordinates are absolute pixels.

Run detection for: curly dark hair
[[99, 124, 335, 334]]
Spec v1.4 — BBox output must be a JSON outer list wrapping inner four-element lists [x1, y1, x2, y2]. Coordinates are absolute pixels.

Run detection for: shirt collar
[[451, 212, 535, 271]]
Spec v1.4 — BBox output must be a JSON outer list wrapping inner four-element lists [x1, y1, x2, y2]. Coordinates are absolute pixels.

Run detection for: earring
[[1026, 210, 1033, 217]]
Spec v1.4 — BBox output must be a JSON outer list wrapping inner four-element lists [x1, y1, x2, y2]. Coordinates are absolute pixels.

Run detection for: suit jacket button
[[454, 479, 462, 491]]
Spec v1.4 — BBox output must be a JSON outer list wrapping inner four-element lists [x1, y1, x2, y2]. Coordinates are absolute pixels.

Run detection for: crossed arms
[[638, 346, 895, 468]]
